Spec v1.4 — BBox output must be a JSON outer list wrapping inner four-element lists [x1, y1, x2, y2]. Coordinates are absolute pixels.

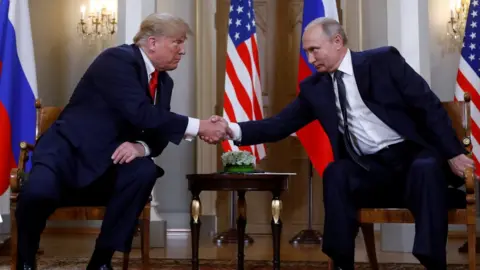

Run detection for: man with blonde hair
[[15, 13, 227, 270]]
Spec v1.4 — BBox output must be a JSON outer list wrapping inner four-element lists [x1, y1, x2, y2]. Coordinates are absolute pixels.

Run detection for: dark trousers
[[15, 157, 158, 265], [322, 141, 449, 269]]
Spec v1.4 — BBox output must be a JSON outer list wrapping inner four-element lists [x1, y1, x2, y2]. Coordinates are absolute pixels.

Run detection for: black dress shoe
[[331, 261, 353, 270], [17, 263, 36, 270], [86, 263, 113, 270], [98, 264, 113, 270]]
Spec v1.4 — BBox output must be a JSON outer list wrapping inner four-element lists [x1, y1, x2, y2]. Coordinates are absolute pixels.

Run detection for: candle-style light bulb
[[80, 5, 86, 20]]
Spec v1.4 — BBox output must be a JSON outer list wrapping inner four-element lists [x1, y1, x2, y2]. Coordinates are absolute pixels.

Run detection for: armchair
[[9, 100, 151, 269]]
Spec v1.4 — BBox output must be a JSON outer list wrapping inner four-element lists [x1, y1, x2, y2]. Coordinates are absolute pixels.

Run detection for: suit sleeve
[[138, 131, 169, 157], [236, 91, 315, 146], [386, 46, 466, 159], [91, 48, 188, 145]]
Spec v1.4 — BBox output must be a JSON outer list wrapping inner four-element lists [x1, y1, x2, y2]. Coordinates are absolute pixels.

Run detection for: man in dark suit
[[205, 18, 474, 269], [16, 13, 228, 270]]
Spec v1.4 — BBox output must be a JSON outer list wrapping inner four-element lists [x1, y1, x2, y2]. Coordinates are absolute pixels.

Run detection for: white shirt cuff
[[136, 140, 151, 156], [184, 117, 200, 141], [229, 122, 242, 141]]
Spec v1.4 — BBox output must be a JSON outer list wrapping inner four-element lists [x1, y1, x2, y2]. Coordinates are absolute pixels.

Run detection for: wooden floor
[[34, 229, 475, 265]]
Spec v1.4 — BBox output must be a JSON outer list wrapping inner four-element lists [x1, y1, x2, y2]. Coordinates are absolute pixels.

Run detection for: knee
[[130, 157, 158, 184], [409, 154, 442, 176], [408, 153, 445, 185], [18, 183, 59, 206]]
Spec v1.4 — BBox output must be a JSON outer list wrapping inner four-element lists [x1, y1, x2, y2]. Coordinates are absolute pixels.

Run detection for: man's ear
[[333, 34, 342, 48], [146, 36, 157, 51]]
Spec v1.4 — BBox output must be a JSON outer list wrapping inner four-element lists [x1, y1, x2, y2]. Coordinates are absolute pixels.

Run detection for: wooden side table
[[187, 173, 290, 270]]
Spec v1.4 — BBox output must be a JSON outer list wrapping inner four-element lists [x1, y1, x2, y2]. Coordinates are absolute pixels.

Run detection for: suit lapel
[[132, 45, 149, 90], [351, 51, 371, 100], [311, 74, 339, 139], [351, 51, 391, 124], [309, 74, 342, 158]]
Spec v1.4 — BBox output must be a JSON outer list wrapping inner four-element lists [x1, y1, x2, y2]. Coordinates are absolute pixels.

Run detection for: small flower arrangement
[[221, 150, 256, 173]]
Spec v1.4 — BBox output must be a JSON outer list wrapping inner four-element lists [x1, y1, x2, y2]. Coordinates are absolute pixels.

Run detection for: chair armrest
[[20, 141, 35, 152], [10, 141, 35, 193], [9, 168, 20, 193], [18, 141, 34, 172], [464, 167, 475, 205]]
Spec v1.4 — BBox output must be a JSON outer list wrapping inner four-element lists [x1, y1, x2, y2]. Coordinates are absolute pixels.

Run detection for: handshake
[[198, 115, 234, 144]]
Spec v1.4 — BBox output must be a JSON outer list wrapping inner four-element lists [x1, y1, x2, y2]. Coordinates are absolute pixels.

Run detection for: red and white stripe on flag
[[221, 0, 266, 162], [453, 0, 480, 171]]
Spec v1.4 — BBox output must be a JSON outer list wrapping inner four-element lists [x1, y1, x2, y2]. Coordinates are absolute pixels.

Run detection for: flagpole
[[289, 159, 323, 245], [212, 191, 254, 245]]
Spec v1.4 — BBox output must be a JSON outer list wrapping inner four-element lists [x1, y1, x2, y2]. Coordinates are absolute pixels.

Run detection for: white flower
[[221, 150, 255, 166]]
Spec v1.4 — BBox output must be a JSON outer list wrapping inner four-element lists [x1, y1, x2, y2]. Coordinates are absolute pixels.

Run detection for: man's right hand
[[198, 117, 230, 144], [448, 153, 479, 180]]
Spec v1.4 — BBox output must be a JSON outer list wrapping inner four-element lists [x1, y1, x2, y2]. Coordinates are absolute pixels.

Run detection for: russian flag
[[295, 0, 338, 177], [0, 0, 38, 195]]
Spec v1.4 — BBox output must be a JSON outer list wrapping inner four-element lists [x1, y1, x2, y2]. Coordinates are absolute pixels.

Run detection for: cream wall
[[358, 0, 461, 101], [429, 0, 462, 101], [152, 0, 198, 230], [30, 0, 116, 106]]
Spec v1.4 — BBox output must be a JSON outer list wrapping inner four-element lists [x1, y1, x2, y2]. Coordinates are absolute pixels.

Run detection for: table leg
[[237, 191, 247, 270], [271, 192, 282, 270], [190, 190, 202, 270]]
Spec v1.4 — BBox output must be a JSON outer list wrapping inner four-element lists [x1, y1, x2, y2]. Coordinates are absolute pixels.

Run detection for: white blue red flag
[[221, 0, 266, 161], [0, 0, 38, 195], [454, 0, 480, 171], [295, 0, 338, 176]]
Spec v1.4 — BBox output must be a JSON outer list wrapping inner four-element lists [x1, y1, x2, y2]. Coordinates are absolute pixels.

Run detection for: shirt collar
[[336, 49, 353, 76], [139, 47, 156, 77]]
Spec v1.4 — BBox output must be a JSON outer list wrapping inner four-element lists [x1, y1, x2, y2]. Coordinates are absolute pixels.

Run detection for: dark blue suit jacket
[[237, 46, 465, 168], [32, 44, 188, 188]]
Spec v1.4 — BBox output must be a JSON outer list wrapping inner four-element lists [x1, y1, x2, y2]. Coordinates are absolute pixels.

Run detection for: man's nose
[[307, 52, 315, 64], [179, 44, 186, 55]]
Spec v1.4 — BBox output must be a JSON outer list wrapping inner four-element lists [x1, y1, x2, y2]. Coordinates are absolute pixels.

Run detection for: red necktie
[[149, 70, 159, 100]]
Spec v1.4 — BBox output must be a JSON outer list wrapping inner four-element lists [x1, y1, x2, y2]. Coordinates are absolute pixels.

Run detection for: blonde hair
[[133, 13, 193, 45]]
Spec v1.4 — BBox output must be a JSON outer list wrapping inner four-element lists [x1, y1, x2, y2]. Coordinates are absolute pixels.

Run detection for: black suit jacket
[[236, 46, 465, 179], [32, 44, 187, 188]]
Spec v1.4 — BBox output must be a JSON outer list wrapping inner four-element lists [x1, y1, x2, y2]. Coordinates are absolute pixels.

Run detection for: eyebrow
[[304, 46, 319, 51]]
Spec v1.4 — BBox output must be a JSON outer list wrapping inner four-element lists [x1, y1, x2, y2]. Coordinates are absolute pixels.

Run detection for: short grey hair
[[133, 13, 193, 45], [304, 17, 348, 45]]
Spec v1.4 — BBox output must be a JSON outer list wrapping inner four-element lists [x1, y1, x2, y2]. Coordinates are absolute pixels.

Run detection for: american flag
[[454, 0, 480, 169], [221, 0, 266, 161]]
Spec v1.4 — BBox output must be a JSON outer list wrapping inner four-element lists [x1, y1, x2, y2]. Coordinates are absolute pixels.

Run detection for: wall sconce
[[77, 0, 117, 41], [447, 0, 470, 51]]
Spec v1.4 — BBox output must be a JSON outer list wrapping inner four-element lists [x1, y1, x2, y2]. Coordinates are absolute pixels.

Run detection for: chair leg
[[122, 252, 129, 270], [327, 258, 333, 269], [360, 223, 378, 270], [467, 224, 476, 270], [10, 205, 17, 270], [141, 218, 150, 269]]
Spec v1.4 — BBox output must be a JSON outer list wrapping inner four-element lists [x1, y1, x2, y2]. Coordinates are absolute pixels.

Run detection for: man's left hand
[[112, 142, 145, 164]]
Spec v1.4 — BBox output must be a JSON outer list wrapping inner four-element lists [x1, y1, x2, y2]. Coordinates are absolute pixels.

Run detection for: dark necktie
[[334, 70, 370, 171]]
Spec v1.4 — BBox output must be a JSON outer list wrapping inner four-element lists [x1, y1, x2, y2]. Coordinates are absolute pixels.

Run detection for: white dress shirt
[[137, 48, 199, 156], [332, 49, 403, 155], [229, 49, 404, 155]]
